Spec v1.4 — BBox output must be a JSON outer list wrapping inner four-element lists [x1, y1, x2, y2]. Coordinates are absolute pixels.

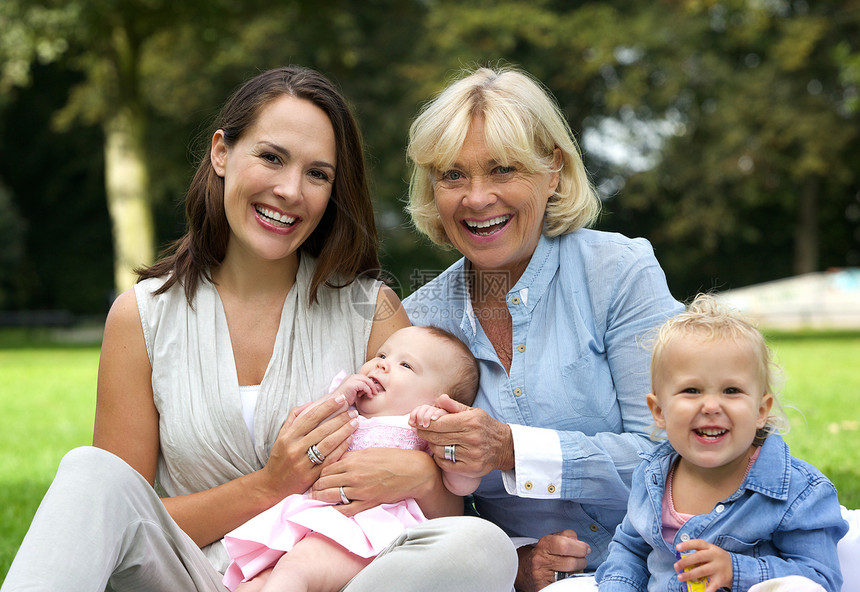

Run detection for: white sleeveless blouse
[[134, 254, 380, 570]]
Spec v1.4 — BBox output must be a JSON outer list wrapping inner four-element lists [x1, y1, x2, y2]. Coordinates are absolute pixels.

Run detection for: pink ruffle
[[222, 494, 426, 590]]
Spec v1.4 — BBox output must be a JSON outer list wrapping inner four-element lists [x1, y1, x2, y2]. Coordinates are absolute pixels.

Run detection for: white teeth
[[696, 428, 727, 437], [465, 215, 510, 229], [256, 205, 296, 226]]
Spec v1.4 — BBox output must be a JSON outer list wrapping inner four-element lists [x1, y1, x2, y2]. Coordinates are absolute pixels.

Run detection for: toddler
[[596, 294, 847, 592]]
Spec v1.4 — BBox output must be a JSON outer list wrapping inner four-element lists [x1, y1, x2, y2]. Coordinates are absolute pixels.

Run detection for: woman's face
[[433, 115, 560, 281], [211, 95, 336, 267]]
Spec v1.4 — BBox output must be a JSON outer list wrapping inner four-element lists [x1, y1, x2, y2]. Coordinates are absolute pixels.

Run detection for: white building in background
[[716, 268, 860, 330]]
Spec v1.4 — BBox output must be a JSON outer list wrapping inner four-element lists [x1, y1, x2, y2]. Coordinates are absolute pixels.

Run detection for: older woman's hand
[[516, 530, 591, 592], [412, 394, 514, 478]]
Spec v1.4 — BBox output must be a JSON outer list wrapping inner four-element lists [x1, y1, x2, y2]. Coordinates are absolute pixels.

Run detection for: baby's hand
[[409, 403, 449, 429], [674, 540, 732, 592], [333, 374, 376, 406]]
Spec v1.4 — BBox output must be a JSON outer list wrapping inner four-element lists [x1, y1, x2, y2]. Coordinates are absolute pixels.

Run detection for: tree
[[404, 0, 860, 298], [2, 1, 156, 295], [610, 1, 860, 294], [0, 181, 26, 308], [0, 0, 282, 297], [1, 0, 443, 301]]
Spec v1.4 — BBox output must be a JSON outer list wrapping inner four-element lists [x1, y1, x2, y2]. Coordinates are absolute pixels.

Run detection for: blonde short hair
[[650, 293, 788, 439], [406, 65, 601, 247]]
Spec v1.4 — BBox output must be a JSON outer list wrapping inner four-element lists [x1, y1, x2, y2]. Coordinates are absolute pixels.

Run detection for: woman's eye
[[260, 152, 281, 165], [308, 169, 332, 183], [440, 170, 464, 182], [494, 165, 516, 175]]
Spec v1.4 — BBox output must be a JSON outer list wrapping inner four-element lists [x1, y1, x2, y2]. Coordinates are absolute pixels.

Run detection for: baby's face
[[646, 335, 773, 473], [356, 327, 455, 417]]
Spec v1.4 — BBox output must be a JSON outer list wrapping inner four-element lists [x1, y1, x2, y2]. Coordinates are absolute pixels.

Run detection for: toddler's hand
[[675, 540, 732, 592], [409, 403, 449, 429]]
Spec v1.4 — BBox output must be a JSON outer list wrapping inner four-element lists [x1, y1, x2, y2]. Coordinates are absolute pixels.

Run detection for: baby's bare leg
[[260, 533, 372, 592], [234, 567, 273, 591]]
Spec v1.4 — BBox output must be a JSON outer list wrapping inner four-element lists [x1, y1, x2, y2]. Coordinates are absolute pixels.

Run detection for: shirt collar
[[643, 435, 791, 502], [740, 434, 791, 500], [455, 233, 560, 339], [512, 234, 559, 314]]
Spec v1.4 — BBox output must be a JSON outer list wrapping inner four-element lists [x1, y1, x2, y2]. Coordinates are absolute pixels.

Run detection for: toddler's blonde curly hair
[[649, 293, 789, 443]]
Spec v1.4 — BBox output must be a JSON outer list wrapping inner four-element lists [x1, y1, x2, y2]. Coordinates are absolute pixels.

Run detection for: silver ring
[[444, 444, 456, 463], [554, 572, 570, 582], [339, 486, 350, 505], [307, 444, 325, 465]]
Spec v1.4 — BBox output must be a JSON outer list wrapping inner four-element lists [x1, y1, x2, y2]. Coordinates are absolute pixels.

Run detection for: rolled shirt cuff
[[501, 424, 563, 499]]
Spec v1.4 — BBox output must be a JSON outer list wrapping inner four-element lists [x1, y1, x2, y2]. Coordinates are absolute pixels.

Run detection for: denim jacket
[[596, 435, 847, 592]]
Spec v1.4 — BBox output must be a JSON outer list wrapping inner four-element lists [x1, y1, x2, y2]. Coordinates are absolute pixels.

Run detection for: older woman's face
[[433, 116, 559, 282]]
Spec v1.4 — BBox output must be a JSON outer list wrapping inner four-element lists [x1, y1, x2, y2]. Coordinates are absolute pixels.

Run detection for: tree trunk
[[103, 22, 154, 297], [104, 104, 154, 296], [793, 176, 819, 275]]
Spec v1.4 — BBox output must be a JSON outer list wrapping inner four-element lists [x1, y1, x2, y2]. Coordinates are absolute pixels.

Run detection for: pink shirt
[[662, 447, 762, 545]]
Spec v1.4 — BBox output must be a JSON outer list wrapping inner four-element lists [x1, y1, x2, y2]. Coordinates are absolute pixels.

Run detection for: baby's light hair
[[650, 293, 788, 440], [420, 326, 479, 406]]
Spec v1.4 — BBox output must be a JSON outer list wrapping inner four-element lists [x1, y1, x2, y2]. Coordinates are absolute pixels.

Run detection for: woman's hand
[[412, 394, 514, 479], [515, 530, 591, 592], [310, 448, 461, 518], [260, 394, 358, 500]]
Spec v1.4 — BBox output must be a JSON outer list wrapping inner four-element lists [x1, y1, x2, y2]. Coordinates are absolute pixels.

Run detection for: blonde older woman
[[404, 66, 683, 592]]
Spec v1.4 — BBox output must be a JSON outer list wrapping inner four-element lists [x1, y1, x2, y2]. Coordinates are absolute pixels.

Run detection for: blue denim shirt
[[596, 435, 848, 592], [404, 230, 683, 568]]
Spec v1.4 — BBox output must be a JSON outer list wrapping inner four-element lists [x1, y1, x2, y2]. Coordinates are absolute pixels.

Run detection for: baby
[[223, 325, 481, 592]]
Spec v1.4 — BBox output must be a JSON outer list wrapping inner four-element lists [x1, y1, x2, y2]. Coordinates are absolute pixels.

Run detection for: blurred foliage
[[0, 0, 859, 312], [0, 182, 26, 309]]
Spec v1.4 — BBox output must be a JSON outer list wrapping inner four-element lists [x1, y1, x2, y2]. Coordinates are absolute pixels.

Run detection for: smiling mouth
[[464, 215, 511, 236], [255, 205, 297, 227], [694, 428, 728, 439]]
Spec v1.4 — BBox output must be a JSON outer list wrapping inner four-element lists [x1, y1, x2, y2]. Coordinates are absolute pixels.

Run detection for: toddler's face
[[356, 327, 455, 417], [646, 335, 773, 473]]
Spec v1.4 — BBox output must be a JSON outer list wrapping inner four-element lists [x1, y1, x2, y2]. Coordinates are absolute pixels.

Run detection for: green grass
[[0, 331, 858, 582], [768, 332, 860, 509], [0, 340, 99, 582]]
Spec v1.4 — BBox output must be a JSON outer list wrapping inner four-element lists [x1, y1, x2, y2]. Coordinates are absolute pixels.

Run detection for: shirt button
[[514, 388, 522, 397], [511, 296, 521, 305], [524, 481, 533, 490], [547, 484, 556, 494], [680, 533, 690, 542], [715, 504, 725, 513], [589, 524, 599, 532], [517, 344, 525, 353]]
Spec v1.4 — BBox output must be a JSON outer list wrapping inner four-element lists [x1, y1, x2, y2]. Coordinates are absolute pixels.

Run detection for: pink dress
[[222, 414, 430, 590]]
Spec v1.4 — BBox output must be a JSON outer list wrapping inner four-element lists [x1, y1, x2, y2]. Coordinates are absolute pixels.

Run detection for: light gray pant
[[2, 447, 517, 592]]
